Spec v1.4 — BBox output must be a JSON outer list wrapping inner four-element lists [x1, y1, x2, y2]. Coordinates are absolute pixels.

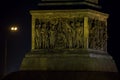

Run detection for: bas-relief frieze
[[34, 17, 84, 49], [33, 17, 108, 51], [88, 18, 107, 51], [31, 10, 108, 51]]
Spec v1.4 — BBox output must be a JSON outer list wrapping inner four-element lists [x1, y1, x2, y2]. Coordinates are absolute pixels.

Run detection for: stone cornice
[[30, 9, 109, 20]]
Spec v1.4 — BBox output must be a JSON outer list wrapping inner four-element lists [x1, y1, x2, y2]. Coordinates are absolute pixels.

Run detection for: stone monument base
[[20, 49, 117, 72]]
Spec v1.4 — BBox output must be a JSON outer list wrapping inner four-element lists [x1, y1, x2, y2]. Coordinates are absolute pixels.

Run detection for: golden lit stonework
[[30, 9, 108, 51], [20, 0, 118, 72]]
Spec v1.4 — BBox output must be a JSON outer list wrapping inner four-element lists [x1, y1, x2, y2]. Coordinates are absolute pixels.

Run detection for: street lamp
[[4, 26, 18, 76]]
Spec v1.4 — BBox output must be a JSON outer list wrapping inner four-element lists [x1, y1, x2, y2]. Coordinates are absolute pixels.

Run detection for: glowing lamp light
[[14, 27, 17, 30], [11, 27, 18, 31]]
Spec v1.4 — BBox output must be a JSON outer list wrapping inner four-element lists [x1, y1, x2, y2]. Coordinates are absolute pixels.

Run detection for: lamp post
[[4, 26, 18, 76]]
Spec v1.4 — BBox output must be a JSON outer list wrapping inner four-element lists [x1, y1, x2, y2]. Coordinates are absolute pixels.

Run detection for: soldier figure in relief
[[40, 23, 48, 48], [70, 21, 76, 48], [64, 22, 73, 48], [89, 19, 97, 49], [75, 21, 83, 48], [35, 19, 41, 49], [49, 24, 56, 48]]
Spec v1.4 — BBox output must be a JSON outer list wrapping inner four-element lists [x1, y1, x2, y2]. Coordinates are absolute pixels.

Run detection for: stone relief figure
[[69, 20, 76, 48], [89, 19, 97, 49], [94, 20, 107, 51], [49, 23, 56, 48], [89, 18, 108, 51], [94, 19, 100, 50], [55, 18, 67, 48], [35, 19, 41, 49], [40, 22, 49, 48], [75, 21, 83, 48], [101, 21, 107, 51], [64, 22, 73, 48]]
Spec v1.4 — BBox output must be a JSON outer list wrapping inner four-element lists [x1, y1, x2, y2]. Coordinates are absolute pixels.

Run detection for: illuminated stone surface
[[21, 49, 117, 72], [29, 9, 108, 50], [20, 1, 118, 72]]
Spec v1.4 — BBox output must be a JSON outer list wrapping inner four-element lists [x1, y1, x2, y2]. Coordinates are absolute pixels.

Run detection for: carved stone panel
[[34, 17, 84, 49], [31, 9, 109, 51], [88, 18, 107, 51]]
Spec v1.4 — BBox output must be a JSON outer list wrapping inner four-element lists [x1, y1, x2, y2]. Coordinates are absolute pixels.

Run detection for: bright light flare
[[11, 27, 18, 31]]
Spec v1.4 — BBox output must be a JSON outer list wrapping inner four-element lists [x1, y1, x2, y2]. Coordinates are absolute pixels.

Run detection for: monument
[[20, 0, 118, 72]]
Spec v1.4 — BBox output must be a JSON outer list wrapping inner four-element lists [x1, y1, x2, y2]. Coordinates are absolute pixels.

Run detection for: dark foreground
[[1, 71, 120, 80]]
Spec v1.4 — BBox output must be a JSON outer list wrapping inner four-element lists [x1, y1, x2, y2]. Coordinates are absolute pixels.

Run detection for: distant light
[[11, 27, 14, 30], [14, 27, 18, 31], [11, 27, 18, 31]]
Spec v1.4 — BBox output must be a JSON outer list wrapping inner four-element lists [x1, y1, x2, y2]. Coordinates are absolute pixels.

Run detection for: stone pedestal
[[20, 9, 118, 72], [20, 49, 117, 72], [19, 3, 118, 73]]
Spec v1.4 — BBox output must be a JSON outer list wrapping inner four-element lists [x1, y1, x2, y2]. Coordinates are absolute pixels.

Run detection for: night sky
[[0, 0, 39, 75], [0, 0, 120, 76]]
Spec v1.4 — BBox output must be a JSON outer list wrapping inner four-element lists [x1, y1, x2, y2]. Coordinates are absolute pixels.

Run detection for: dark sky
[[0, 0, 39, 75], [0, 0, 120, 75]]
